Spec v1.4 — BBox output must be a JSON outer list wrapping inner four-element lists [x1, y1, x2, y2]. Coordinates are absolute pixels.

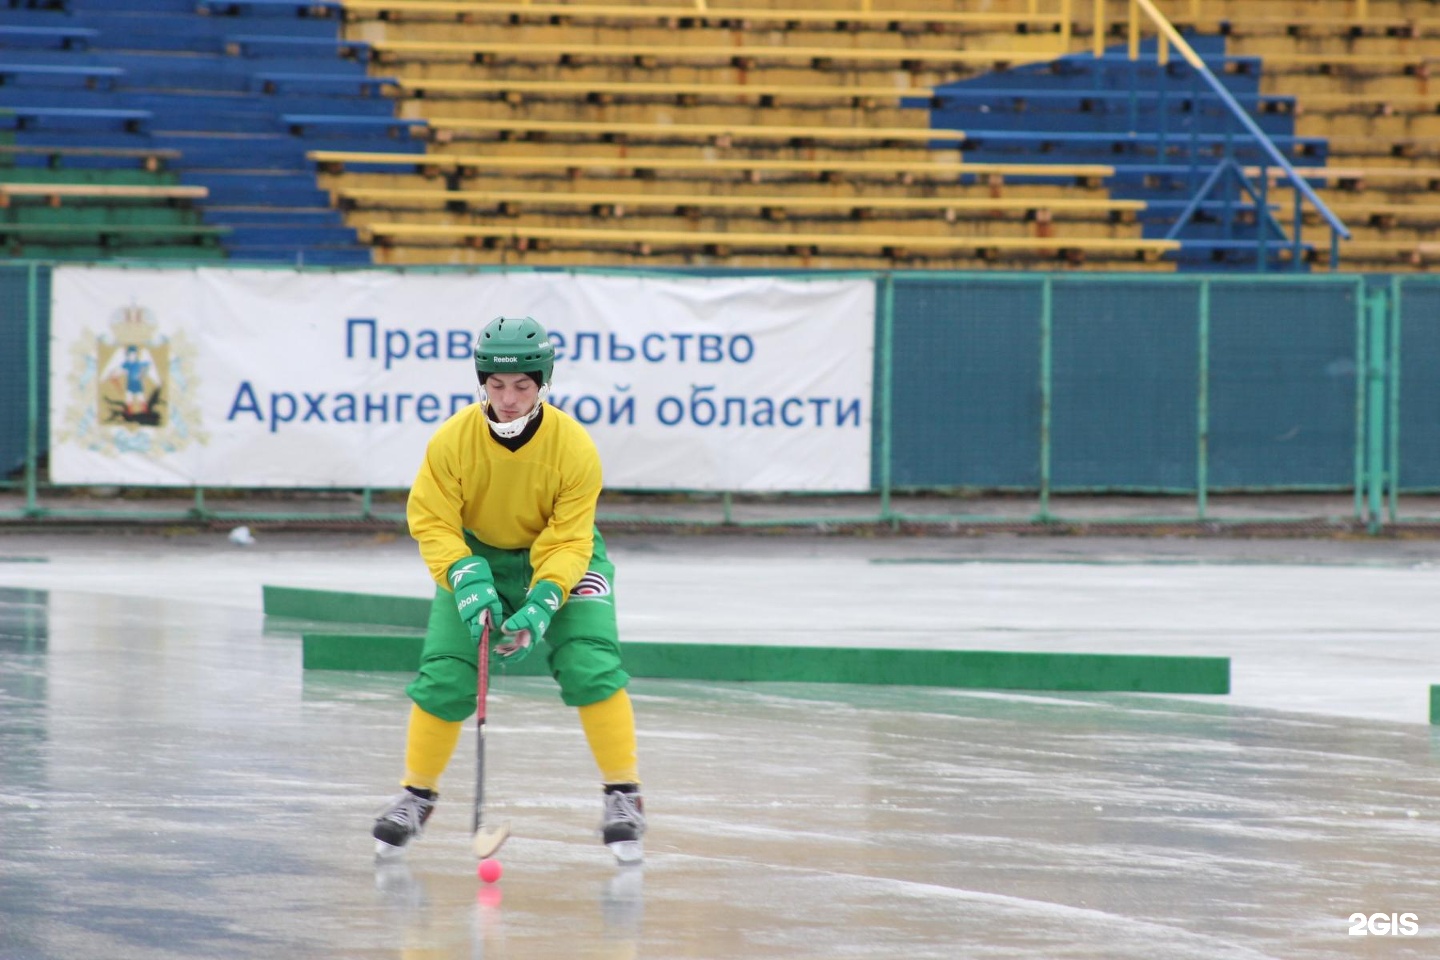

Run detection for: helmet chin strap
[[481, 383, 549, 440]]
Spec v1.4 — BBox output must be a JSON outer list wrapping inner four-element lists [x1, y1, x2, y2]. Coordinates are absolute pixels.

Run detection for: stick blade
[[473, 821, 511, 859]]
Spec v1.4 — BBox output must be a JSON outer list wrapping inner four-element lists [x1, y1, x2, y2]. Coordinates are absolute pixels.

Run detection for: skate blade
[[374, 839, 408, 859], [607, 840, 644, 865], [472, 821, 511, 859]]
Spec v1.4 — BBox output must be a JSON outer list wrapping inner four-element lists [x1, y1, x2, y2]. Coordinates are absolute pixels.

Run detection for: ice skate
[[601, 783, 646, 865], [373, 787, 437, 857]]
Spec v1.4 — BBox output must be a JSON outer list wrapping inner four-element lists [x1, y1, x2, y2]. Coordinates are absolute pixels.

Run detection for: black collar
[[486, 404, 544, 452]]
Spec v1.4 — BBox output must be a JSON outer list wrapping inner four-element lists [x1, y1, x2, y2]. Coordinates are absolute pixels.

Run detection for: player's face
[[484, 373, 540, 423]]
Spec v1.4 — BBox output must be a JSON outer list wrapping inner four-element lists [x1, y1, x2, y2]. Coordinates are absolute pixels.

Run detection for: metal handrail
[[1135, 1, 1348, 236], [1114, 0, 1351, 268]]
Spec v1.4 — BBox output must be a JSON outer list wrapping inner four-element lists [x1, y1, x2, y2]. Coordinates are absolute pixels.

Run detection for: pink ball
[[477, 858, 503, 883]]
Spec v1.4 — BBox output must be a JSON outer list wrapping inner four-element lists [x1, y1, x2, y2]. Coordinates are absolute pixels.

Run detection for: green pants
[[406, 529, 628, 720]]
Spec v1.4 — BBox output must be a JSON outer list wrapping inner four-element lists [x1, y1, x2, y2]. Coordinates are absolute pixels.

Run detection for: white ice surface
[[1, 531, 1437, 725], [3, 533, 1440, 960]]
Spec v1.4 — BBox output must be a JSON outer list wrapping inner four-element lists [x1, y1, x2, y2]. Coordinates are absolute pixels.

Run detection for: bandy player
[[372, 315, 645, 864]]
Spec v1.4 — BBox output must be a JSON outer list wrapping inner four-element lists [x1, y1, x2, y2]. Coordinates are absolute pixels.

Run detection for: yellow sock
[[578, 688, 639, 785], [402, 703, 463, 793]]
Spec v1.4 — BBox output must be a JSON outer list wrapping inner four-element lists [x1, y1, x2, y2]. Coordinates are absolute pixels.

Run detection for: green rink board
[[263, 586, 430, 628], [1432, 685, 1439, 725], [301, 633, 1230, 694]]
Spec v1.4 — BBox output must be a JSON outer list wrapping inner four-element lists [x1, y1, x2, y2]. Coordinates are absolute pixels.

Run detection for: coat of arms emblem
[[57, 303, 206, 457]]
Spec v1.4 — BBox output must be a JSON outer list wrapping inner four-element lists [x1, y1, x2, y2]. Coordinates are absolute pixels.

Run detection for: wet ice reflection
[[1, 581, 1438, 959]]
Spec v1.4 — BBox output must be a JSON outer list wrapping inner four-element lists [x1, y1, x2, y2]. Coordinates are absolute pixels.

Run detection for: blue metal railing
[[1127, 0, 1351, 270]]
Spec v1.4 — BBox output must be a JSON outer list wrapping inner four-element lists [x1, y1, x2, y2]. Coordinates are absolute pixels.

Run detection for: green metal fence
[[881, 272, 1376, 525], [1388, 276, 1440, 526], [0, 264, 1431, 532], [0, 263, 45, 517]]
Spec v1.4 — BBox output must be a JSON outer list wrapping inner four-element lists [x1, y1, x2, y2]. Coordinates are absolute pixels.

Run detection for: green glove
[[448, 556, 504, 645], [494, 580, 564, 663]]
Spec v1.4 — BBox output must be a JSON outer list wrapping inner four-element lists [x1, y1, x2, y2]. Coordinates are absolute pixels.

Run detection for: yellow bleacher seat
[[309, 149, 1114, 186], [334, 185, 1144, 223], [358, 220, 1178, 263], [423, 117, 964, 147]]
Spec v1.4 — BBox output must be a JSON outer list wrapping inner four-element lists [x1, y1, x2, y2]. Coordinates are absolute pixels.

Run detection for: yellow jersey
[[407, 403, 603, 598]]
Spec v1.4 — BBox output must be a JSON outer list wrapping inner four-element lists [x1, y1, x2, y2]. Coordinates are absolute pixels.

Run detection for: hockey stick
[[472, 613, 511, 859]]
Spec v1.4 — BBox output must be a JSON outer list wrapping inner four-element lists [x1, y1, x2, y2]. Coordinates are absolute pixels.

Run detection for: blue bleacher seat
[[0, 142, 180, 171], [6, 105, 151, 132], [17, 11, 339, 53], [0, 24, 97, 49], [105, 50, 371, 90], [932, 49, 1263, 96], [952, 129, 1327, 166], [0, 62, 124, 88], [250, 71, 394, 96], [135, 89, 394, 118], [207, 207, 343, 226], [0, 52, 364, 90], [222, 33, 367, 60], [1174, 237, 1313, 266], [226, 224, 359, 246], [184, 170, 331, 206], [0, 88, 398, 132], [926, 89, 1296, 137], [58, 0, 202, 11], [227, 246, 370, 264], [148, 132, 419, 169], [281, 113, 427, 138], [196, 0, 342, 16]]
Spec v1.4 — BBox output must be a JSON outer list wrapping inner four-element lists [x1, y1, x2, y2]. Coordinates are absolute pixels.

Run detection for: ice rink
[[2, 530, 1439, 959]]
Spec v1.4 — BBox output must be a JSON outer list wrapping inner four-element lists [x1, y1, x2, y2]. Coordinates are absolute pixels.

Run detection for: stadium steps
[[0, 0, 417, 263], [1216, 1, 1440, 271], [329, 0, 1171, 271], [0, 146, 215, 260]]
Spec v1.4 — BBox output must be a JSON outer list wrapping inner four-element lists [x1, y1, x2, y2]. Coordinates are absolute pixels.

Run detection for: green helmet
[[473, 316, 555, 387]]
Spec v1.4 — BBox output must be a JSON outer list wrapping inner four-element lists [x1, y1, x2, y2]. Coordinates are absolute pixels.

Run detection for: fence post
[[25, 263, 40, 517], [1353, 281, 1366, 522], [1038, 276, 1054, 523], [1196, 279, 1210, 520], [1387, 275, 1401, 525], [1365, 287, 1388, 534], [878, 272, 895, 527]]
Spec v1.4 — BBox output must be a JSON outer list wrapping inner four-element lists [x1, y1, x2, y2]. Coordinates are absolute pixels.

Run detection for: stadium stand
[[0, 0, 418, 263], [340, 1, 1071, 33], [0, 163, 223, 259], [3, 0, 1437, 271], [1200, 0, 1440, 269], [329, 0, 1173, 270]]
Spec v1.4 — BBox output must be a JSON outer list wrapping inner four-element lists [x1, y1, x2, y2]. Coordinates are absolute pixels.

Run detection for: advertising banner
[[49, 268, 875, 491]]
